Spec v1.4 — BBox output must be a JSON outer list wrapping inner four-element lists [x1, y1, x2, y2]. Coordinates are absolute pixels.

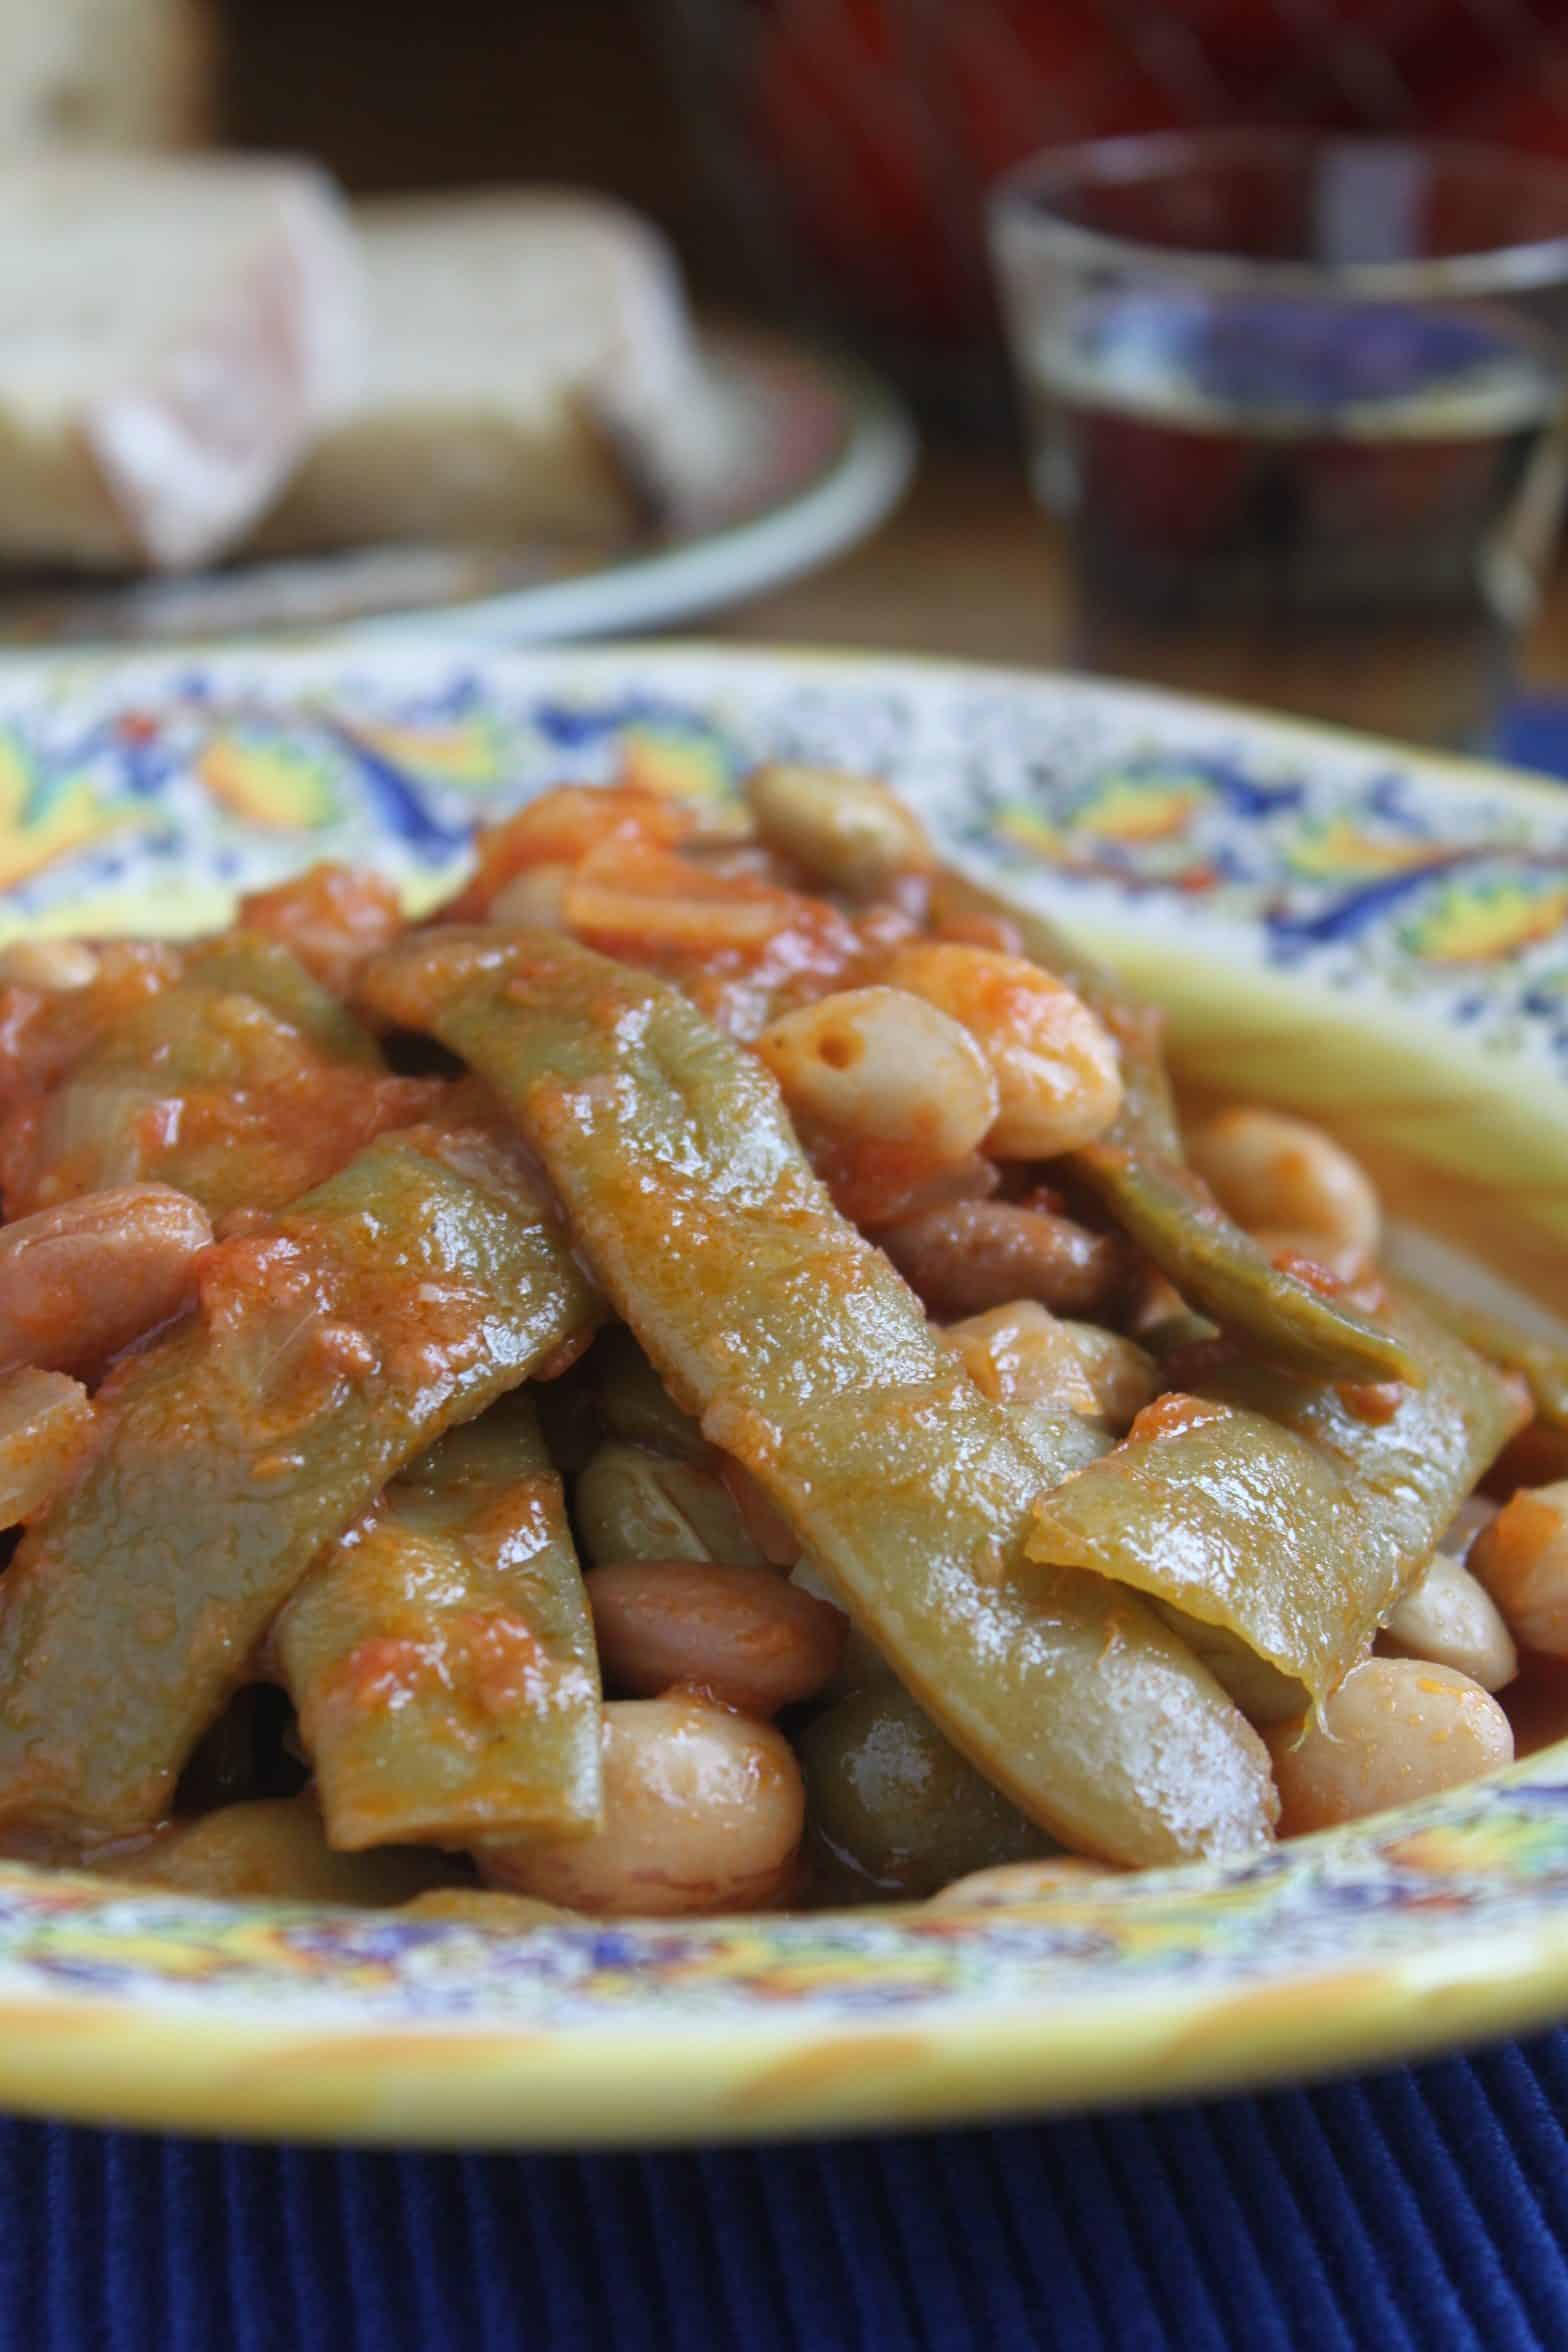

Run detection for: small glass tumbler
[[988, 132, 1568, 750]]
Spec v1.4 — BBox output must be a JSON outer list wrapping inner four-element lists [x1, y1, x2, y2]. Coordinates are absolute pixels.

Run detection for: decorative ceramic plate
[[2, 641, 1568, 2150], [0, 333, 914, 651]]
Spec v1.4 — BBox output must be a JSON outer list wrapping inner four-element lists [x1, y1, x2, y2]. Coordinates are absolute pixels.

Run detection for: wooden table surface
[[717, 449, 1568, 706]]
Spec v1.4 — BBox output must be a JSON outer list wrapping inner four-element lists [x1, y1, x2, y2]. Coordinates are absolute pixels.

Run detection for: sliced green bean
[[0, 1125, 598, 1840], [932, 867, 1414, 1387], [12, 934, 415, 1216], [179, 932, 384, 1066], [574, 1438, 767, 1567], [1073, 1145, 1417, 1386], [1028, 1296, 1522, 1706], [276, 1395, 601, 1851], [1399, 1280, 1568, 1429], [1149, 1613, 1305, 1727], [361, 931, 1278, 1867]]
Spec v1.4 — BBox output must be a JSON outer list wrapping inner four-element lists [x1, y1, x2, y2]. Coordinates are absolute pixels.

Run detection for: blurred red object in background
[[1429, 30, 1568, 150], [747, 0, 1183, 342], [679, 0, 1568, 415]]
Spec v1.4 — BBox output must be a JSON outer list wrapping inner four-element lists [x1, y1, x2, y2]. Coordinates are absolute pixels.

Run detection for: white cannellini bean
[[876, 941, 1124, 1159], [1471, 1481, 1568, 1656], [1186, 1109, 1381, 1257], [479, 1699, 805, 1917], [946, 1301, 1100, 1414], [1377, 1551, 1518, 1691], [755, 986, 999, 1162], [745, 762, 934, 894], [0, 938, 99, 992], [1265, 1658, 1513, 1836]]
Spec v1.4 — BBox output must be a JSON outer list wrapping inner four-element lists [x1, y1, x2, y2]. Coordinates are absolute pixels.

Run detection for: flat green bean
[[8, 934, 426, 1216], [179, 933, 385, 1066], [0, 1125, 598, 1840], [1399, 1280, 1568, 1429], [276, 1395, 601, 1851], [1029, 1297, 1522, 1705], [362, 931, 1278, 1867], [932, 868, 1415, 1386], [574, 1438, 767, 1567]]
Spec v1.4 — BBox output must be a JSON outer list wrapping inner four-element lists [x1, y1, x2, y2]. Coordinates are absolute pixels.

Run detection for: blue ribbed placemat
[[3, 694, 1566, 2352], [5, 2032, 1568, 2350], [1500, 696, 1568, 778]]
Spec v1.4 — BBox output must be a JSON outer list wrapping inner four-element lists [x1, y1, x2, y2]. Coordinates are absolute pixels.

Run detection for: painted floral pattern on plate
[[0, 642, 1565, 2048], [3, 648, 1567, 1071], [2, 1754, 1568, 2024]]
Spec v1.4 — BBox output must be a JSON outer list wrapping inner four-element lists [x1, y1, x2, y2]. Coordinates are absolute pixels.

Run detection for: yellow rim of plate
[[1, 1895, 1567, 2148], [0, 641, 1564, 2144]]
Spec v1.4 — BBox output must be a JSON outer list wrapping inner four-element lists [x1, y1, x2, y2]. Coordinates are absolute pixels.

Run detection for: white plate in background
[[0, 332, 915, 653]]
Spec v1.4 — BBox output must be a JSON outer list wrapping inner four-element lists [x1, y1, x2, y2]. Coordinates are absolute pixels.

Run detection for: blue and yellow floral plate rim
[[0, 640, 1565, 2148]]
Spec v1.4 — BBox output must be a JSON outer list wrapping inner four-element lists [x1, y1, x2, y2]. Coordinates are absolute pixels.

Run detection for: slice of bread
[[0, 154, 364, 572], [0, 0, 212, 151], [256, 190, 709, 553]]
